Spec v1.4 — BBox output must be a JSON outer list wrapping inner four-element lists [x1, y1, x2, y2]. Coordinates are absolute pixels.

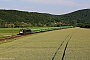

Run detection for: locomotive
[[18, 28, 31, 35]]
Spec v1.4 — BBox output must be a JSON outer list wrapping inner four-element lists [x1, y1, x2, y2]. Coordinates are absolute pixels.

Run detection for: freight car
[[18, 26, 73, 35]]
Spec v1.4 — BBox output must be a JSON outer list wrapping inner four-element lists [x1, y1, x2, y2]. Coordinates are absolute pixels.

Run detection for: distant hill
[[59, 9, 90, 25], [59, 9, 90, 28], [0, 9, 90, 28]]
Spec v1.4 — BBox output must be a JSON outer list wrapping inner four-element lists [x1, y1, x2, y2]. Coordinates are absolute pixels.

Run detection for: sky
[[0, 0, 90, 15]]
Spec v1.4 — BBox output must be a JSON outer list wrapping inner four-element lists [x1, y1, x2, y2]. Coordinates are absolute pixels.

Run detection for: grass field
[[0, 28, 20, 38], [0, 28, 90, 60]]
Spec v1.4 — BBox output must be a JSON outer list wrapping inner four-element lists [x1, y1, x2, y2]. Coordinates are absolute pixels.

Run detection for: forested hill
[[0, 9, 90, 28], [59, 9, 90, 27]]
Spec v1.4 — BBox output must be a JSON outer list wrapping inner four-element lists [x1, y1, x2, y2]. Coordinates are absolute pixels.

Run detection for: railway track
[[0, 26, 73, 42], [52, 32, 74, 60], [0, 35, 21, 42]]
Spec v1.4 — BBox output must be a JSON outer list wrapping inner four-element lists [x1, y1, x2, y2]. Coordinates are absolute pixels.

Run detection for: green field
[[0, 28, 90, 60], [0, 28, 20, 38]]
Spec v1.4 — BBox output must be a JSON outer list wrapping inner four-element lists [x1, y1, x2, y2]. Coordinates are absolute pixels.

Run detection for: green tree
[[0, 19, 4, 27], [14, 21, 21, 28]]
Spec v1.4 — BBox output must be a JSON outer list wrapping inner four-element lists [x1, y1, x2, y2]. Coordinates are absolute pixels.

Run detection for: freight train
[[18, 26, 73, 35]]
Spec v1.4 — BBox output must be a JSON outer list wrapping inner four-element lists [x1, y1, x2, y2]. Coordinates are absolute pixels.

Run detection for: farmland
[[0, 26, 73, 38], [0, 28, 90, 60], [0, 28, 20, 38]]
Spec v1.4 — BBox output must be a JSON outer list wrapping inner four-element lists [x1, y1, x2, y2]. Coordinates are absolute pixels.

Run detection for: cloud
[[1, 0, 12, 1], [1, 0, 90, 7], [1, 0, 90, 8], [22, 0, 90, 7], [0, 0, 21, 1]]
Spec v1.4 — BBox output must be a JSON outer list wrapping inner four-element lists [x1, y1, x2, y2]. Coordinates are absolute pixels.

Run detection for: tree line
[[0, 9, 90, 28]]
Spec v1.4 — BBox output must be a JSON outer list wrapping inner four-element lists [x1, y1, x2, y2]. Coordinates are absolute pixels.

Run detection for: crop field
[[0, 28, 90, 60]]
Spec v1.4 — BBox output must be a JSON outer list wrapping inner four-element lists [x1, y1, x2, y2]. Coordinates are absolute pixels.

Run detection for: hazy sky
[[0, 0, 90, 15]]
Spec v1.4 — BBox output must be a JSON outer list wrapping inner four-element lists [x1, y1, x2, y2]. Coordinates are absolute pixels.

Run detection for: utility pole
[[12, 24, 14, 36]]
